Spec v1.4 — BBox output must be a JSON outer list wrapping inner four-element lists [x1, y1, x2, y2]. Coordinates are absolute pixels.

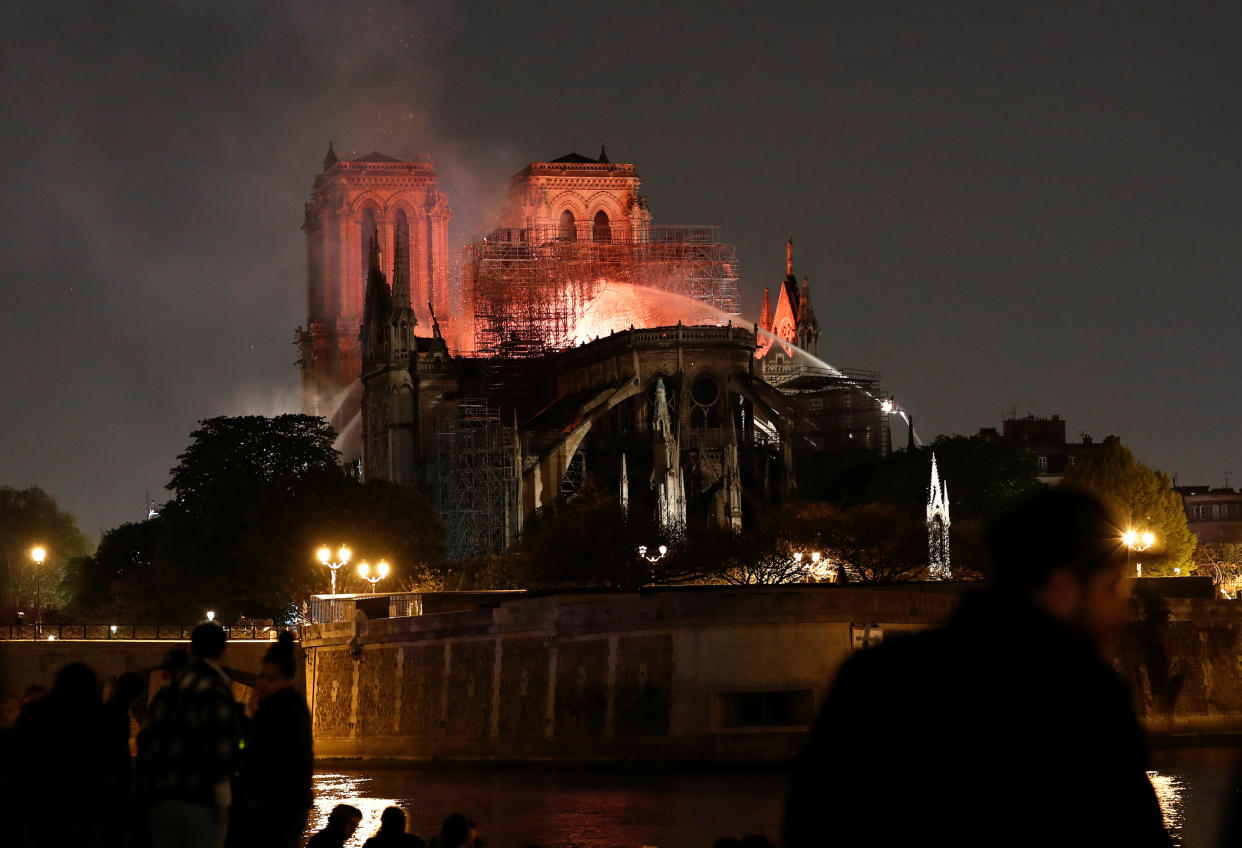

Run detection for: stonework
[[502, 149, 651, 244], [297, 145, 451, 429], [295, 587, 1242, 762]]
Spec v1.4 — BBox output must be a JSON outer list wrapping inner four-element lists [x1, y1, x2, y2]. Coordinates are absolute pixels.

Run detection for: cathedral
[[295, 144, 452, 434], [297, 145, 892, 557]]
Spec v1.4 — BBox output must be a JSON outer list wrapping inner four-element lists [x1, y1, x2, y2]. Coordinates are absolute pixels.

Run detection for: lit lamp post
[[30, 546, 46, 634], [1123, 529, 1155, 577], [638, 545, 668, 582], [356, 560, 390, 593], [794, 550, 836, 583], [317, 545, 351, 594]]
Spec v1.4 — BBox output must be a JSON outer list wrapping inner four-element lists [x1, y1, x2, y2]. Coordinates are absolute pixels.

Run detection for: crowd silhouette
[[7, 490, 1242, 846]]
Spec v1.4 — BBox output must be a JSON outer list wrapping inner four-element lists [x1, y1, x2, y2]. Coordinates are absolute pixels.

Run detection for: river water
[[310, 746, 1239, 847]]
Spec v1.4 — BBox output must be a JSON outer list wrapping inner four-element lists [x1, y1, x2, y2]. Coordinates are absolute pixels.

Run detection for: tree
[[156, 415, 342, 619], [0, 486, 93, 618], [239, 471, 444, 616], [865, 436, 1041, 521], [516, 479, 665, 590], [1190, 543, 1242, 587], [73, 415, 358, 622], [817, 503, 930, 583], [1060, 438, 1194, 575], [166, 415, 340, 520]]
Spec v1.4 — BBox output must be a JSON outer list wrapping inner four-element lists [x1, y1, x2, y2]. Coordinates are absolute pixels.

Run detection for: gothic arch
[[592, 210, 612, 243], [559, 209, 577, 241], [584, 191, 625, 219], [348, 193, 386, 217], [384, 194, 426, 221], [548, 192, 589, 231]]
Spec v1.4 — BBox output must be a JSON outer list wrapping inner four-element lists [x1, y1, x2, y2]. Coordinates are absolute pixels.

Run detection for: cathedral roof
[[354, 151, 402, 163], [550, 151, 599, 164]]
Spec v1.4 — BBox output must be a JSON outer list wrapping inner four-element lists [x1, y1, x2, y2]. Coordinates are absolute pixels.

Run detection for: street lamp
[[638, 544, 668, 583], [317, 545, 351, 594], [1123, 529, 1155, 577], [356, 560, 390, 593], [637, 545, 667, 563], [794, 550, 836, 583], [30, 546, 46, 634]]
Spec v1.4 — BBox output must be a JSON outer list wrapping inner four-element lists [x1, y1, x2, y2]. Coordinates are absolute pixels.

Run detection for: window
[[1213, 505, 1222, 520], [360, 208, 378, 275], [1037, 455, 1048, 470], [717, 690, 815, 729], [592, 210, 612, 242], [393, 210, 410, 287], [559, 209, 576, 241]]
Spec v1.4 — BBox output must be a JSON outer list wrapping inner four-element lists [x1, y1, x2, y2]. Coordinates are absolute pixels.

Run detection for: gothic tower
[[927, 453, 952, 579], [359, 228, 418, 487], [296, 144, 451, 433], [755, 238, 822, 377], [502, 147, 651, 242]]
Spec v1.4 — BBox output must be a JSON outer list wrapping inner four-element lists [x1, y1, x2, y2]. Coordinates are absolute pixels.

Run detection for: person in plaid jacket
[[138, 622, 241, 848]]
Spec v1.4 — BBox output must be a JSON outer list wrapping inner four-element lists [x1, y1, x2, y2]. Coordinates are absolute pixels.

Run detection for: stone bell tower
[[296, 143, 451, 428]]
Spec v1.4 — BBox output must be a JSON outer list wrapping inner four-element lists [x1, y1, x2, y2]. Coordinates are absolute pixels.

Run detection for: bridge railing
[[0, 624, 296, 641]]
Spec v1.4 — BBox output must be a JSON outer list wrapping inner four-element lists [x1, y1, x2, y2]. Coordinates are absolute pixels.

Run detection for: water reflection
[[307, 759, 1216, 847], [311, 773, 401, 847], [1148, 770, 1185, 836]]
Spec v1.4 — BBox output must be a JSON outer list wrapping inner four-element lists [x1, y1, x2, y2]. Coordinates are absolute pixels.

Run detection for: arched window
[[559, 210, 576, 241], [593, 210, 612, 243], [360, 208, 378, 275], [393, 210, 410, 288]]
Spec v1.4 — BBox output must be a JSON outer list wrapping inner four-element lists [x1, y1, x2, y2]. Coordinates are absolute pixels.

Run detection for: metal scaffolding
[[434, 399, 516, 559], [464, 224, 740, 359]]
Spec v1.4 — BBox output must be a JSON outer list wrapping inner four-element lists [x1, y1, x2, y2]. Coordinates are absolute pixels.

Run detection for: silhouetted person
[[362, 807, 425, 848], [14, 662, 116, 847], [784, 488, 1172, 848], [103, 671, 146, 847], [438, 814, 477, 848], [230, 631, 313, 848], [307, 804, 363, 848], [138, 623, 240, 848]]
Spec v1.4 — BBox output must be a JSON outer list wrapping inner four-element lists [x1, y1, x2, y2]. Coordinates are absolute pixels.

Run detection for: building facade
[[296, 145, 451, 425], [1178, 487, 1242, 544]]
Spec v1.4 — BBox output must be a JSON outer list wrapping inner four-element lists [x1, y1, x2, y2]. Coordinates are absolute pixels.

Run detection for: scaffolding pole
[[464, 224, 740, 360], [435, 399, 515, 559]]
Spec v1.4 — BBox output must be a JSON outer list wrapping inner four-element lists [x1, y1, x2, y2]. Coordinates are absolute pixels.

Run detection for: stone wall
[[302, 586, 956, 762], [0, 639, 283, 727], [303, 586, 1242, 762]]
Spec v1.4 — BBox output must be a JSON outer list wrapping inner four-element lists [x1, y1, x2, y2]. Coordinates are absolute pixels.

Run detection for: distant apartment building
[[1176, 486, 1242, 544], [979, 413, 1112, 485]]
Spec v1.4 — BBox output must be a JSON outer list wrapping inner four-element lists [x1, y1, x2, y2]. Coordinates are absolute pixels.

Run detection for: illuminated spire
[[927, 453, 951, 579], [323, 141, 339, 171], [785, 238, 794, 277], [620, 453, 629, 517]]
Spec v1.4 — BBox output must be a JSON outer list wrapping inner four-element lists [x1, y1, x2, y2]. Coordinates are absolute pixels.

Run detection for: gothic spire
[[323, 141, 339, 171], [798, 275, 817, 328], [391, 225, 411, 308], [360, 227, 391, 367], [598, 145, 610, 164], [759, 287, 773, 333], [785, 238, 794, 277]]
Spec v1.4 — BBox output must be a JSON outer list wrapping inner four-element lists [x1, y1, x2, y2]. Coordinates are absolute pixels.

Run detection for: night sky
[[3, 2, 1239, 536]]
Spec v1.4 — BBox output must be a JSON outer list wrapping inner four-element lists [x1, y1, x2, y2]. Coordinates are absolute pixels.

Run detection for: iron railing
[[0, 624, 297, 641]]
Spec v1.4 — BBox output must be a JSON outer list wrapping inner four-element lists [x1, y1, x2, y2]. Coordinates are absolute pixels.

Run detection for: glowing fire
[[568, 280, 736, 345]]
